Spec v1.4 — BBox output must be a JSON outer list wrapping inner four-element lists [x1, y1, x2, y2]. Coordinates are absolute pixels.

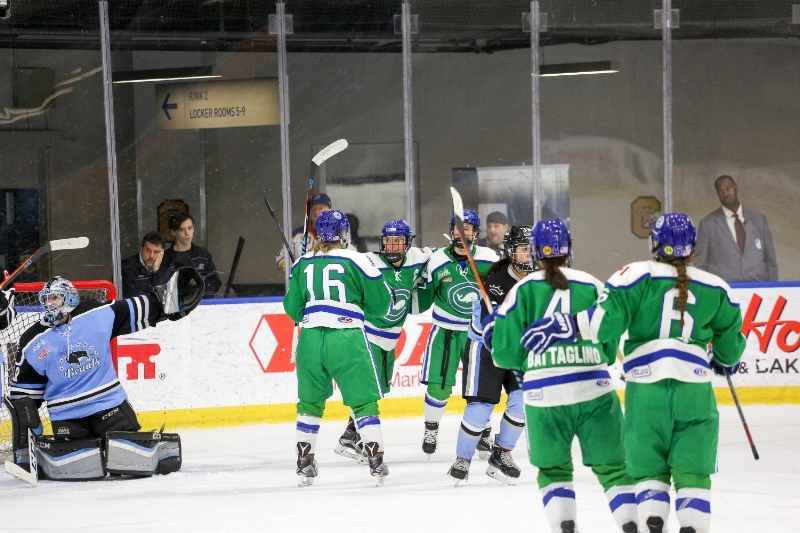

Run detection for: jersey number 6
[[304, 263, 348, 303]]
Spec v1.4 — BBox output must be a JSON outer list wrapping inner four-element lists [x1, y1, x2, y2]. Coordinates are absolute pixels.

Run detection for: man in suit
[[695, 175, 778, 282]]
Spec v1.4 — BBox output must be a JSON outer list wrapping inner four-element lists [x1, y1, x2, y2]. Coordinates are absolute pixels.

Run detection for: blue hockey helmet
[[650, 212, 696, 260], [315, 209, 350, 244], [380, 220, 414, 264], [38, 276, 79, 327], [449, 209, 481, 248], [531, 219, 572, 265]]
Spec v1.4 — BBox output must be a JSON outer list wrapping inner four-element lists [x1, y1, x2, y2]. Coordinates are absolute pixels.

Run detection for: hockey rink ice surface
[[0, 405, 797, 532]]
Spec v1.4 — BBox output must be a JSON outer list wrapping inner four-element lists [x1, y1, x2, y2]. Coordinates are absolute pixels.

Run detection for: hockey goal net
[[0, 280, 116, 461]]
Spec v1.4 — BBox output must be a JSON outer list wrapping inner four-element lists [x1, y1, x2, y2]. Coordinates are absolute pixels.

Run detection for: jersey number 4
[[303, 263, 347, 302], [660, 288, 696, 339]]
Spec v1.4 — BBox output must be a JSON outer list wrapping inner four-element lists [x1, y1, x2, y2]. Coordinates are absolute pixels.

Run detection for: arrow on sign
[[162, 93, 178, 120]]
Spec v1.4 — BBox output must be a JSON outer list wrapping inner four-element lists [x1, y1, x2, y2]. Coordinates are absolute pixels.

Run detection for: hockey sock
[[675, 488, 711, 533], [355, 415, 384, 451], [635, 480, 671, 531], [540, 482, 578, 533], [456, 401, 493, 460], [296, 414, 321, 454], [424, 383, 451, 423], [496, 389, 524, 451], [592, 462, 637, 530]]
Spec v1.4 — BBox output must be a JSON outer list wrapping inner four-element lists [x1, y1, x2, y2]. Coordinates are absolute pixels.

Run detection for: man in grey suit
[[695, 175, 778, 282]]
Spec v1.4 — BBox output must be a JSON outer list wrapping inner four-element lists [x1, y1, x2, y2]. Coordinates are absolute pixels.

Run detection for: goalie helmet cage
[[0, 280, 116, 460]]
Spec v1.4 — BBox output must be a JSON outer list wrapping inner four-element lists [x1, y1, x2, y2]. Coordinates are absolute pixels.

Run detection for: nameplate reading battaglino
[[155, 78, 280, 130]]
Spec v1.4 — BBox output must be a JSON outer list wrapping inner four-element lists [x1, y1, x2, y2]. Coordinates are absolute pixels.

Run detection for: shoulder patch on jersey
[[606, 261, 652, 288]]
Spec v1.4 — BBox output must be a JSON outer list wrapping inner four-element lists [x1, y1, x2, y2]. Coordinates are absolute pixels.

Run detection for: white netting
[[0, 282, 111, 460]]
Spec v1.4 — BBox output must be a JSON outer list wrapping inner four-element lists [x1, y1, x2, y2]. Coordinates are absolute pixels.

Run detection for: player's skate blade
[[422, 421, 439, 459], [645, 517, 664, 533], [447, 457, 470, 486], [333, 443, 369, 465], [296, 443, 318, 487], [476, 428, 492, 460], [485, 444, 521, 486]]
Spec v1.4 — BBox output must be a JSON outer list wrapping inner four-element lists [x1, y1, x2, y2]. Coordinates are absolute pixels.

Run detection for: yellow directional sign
[[155, 78, 280, 130]]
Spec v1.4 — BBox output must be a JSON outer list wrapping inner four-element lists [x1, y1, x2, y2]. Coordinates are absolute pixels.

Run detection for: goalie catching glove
[[153, 267, 204, 321]]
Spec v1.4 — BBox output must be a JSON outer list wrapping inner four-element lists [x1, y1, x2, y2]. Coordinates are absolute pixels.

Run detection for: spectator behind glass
[[120, 231, 171, 299], [477, 211, 509, 255], [695, 175, 778, 282], [162, 212, 222, 298], [345, 213, 368, 253]]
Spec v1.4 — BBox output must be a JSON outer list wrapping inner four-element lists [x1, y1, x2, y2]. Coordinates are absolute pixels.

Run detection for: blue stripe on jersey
[[304, 304, 364, 321], [364, 325, 400, 340], [543, 488, 576, 506], [296, 422, 320, 434], [622, 349, 710, 373], [636, 490, 670, 505], [676, 497, 711, 514], [522, 370, 611, 390], [432, 310, 467, 325], [609, 492, 636, 512]]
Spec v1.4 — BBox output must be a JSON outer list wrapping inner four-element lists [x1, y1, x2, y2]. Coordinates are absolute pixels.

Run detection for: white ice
[[1, 405, 797, 533]]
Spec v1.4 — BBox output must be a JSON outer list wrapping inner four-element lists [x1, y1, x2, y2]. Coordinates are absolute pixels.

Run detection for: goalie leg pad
[[106, 431, 182, 476], [35, 437, 106, 481], [5, 397, 44, 469]]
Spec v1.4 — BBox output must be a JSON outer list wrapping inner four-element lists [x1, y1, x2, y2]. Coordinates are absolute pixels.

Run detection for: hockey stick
[[223, 237, 245, 298], [0, 237, 89, 290], [449, 187, 493, 313], [4, 427, 38, 486], [725, 369, 759, 460], [263, 193, 295, 264], [301, 139, 349, 255]]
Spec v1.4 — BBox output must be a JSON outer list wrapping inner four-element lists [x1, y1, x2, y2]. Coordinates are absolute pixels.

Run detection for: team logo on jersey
[[596, 379, 611, 387], [447, 282, 479, 314], [66, 350, 90, 365], [385, 288, 411, 322], [489, 284, 503, 296]]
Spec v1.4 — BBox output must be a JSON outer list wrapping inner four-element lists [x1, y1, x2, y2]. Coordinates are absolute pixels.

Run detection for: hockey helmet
[[380, 219, 414, 264], [38, 277, 79, 327], [650, 213, 696, 260], [503, 225, 535, 273], [531, 219, 572, 266], [315, 210, 350, 245], [449, 209, 481, 248]]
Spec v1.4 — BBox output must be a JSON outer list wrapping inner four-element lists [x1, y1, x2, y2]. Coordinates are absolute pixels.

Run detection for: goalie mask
[[380, 220, 414, 264], [503, 225, 535, 273], [38, 277, 79, 327], [315, 209, 350, 245], [650, 212, 696, 261], [449, 209, 481, 249], [531, 219, 572, 268]]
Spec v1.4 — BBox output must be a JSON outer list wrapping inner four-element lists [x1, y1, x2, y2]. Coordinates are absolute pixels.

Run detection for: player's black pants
[[461, 338, 520, 404], [51, 400, 141, 440]]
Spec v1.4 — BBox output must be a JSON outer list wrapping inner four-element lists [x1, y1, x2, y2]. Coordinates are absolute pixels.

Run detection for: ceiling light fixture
[[538, 61, 618, 77]]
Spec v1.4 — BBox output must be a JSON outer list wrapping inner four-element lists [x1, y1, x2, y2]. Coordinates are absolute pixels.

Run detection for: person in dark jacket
[[121, 231, 171, 299], [162, 213, 222, 298]]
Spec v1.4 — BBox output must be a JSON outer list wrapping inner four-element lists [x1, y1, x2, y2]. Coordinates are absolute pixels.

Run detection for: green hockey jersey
[[284, 248, 393, 330], [492, 267, 619, 407], [363, 247, 432, 350], [416, 245, 498, 331], [576, 260, 745, 385]]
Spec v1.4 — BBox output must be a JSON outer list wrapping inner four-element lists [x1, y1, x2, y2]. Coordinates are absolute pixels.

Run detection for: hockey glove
[[153, 267, 204, 321], [520, 312, 577, 355], [709, 358, 741, 376]]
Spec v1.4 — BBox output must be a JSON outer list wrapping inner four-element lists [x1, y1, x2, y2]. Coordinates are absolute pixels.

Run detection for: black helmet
[[502, 225, 535, 273]]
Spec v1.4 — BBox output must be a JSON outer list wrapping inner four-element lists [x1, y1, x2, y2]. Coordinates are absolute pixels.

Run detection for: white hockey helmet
[[38, 276, 79, 327]]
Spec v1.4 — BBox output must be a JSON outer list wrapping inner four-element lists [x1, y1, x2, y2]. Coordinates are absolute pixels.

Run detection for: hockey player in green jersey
[[416, 209, 498, 456], [485, 219, 638, 533], [284, 210, 394, 486], [522, 213, 745, 533], [334, 219, 433, 463]]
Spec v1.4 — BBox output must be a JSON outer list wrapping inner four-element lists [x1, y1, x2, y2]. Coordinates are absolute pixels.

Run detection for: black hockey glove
[[153, 267, 204, 321]]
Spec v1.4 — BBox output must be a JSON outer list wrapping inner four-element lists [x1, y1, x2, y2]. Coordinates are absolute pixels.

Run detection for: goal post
[[0, 280, 116, 460]]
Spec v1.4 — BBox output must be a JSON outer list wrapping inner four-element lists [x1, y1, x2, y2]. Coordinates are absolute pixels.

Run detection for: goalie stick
[[4, 428, 38, 486], [449, 187, 493, 313], [726, 369, 760, 460], [0, 237, 89, 290]]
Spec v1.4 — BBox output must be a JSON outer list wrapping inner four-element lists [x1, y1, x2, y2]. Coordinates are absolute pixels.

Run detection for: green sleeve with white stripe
[[594, 279, 647, 346], [283, 263, 307, 323], [708, 292, 745, 366]]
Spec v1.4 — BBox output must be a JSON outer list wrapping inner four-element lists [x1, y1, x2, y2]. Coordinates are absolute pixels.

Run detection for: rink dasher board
[[51, 282, 799, 428]]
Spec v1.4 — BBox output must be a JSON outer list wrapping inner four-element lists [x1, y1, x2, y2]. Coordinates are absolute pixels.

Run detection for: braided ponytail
[[666, 257, 691, 328], [540, 256, 569, 291]]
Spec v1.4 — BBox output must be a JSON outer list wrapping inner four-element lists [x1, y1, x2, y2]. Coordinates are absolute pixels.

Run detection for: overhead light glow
[[537, 61, 618, 77], [114, 75, 220, 84], [112, 67, 218, 84]]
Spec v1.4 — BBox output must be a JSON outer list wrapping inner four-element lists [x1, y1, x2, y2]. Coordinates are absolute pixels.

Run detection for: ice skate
[[485, 442, 521, 485], [363, 442, 389, 486], [476, 427, 492, 459], [622, 522, 639, 533], [678, 528, 696, 533], [422, 421, 439, 458], [296, 442, 318, 487], [560, 520, 576, 533], [447, 457, 471, 486], [333, 422, 368, 465], [645, 517, 664, 533]]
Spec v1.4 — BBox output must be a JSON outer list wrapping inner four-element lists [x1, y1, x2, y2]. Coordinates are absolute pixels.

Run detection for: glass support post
[[661, 0, 674, 212], [276, 2, 292, 290], [529, 1, 542, 223], [401, 2, 416, 233]]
